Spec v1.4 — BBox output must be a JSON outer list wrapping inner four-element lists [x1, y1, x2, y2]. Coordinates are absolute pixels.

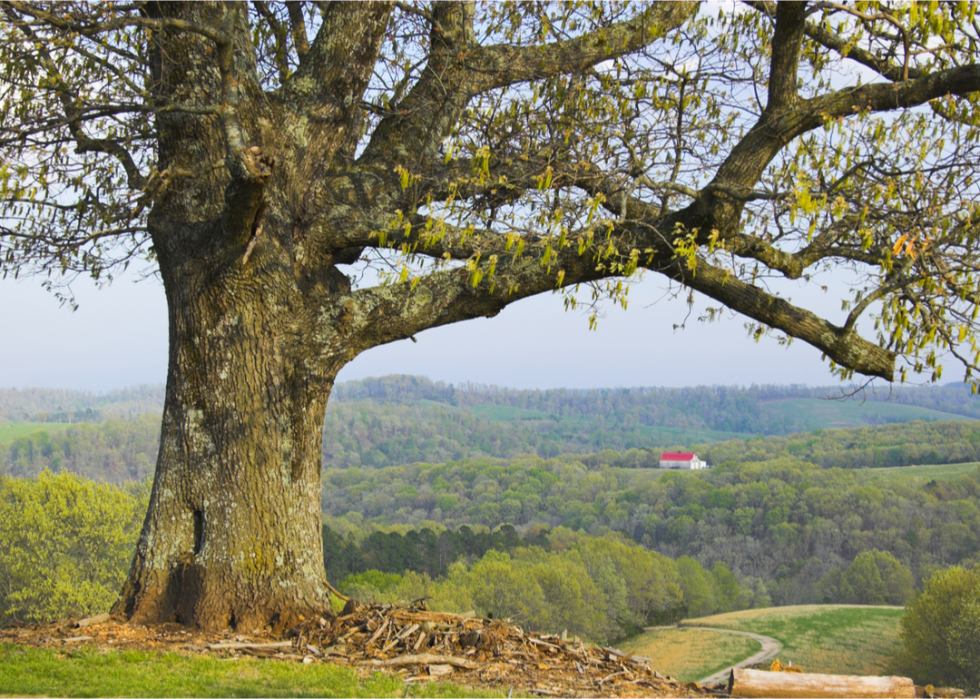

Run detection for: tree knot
[[232, 146, 275, 183]]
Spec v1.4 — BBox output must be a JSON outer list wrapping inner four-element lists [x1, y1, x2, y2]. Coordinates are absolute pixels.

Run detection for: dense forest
[[1, 470, 910, 644], [319, 456, 980, 609]]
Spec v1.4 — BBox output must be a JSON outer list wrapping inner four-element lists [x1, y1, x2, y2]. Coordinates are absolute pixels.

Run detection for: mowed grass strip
[[0, 645, 501, 698], [618, 627, 760, 683], [862, 461, 980, 485], [0, 421, 72, 446], [684, 605, 904, 676]]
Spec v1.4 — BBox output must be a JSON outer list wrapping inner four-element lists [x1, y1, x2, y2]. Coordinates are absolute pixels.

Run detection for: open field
[[618, 627, 760, 683], [0, 421, 72, 446], [683, 605, 904, 677], [0, 645, 497, 698], [760, 398, 971, 430], [861, 461, 980, 485]]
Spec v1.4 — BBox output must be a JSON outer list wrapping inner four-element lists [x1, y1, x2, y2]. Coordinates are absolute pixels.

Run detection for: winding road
[[679, 626, 782, 686]]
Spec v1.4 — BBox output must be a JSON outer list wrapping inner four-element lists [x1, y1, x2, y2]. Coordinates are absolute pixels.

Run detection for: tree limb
[[284, 1, 392, 109], [651, 254, 896, 380], [465, 3, 698, 94], [766, 2, 808, 112]]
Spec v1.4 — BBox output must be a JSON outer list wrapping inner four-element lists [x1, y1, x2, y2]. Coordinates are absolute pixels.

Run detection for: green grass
[[468, 405, 557, 422], [0, 421, 72, 446], [760, 399, 971, 431], [0, 645, 502, 698], [861, 461, 980, 485], [618, 627, 760, 682], [684, 605, 905, 676]]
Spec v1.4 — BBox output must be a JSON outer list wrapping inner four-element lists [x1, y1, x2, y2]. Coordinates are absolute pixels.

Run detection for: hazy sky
[[0, 267, 860, 392]]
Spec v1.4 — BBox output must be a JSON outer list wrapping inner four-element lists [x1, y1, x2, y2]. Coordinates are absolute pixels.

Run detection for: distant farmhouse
[[659, 452, 709, 470]]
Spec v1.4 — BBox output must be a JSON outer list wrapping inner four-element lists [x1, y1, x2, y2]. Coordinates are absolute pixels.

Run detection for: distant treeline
[[698, 420, 980, 470], [6, 407, 980, 482], [332, 374, 980, 422], [5, 375, 980, 437], [0, 385, 165, 423]]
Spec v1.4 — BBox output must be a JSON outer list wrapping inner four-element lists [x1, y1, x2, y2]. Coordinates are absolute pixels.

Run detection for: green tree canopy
[[900, 565, 980, 691]]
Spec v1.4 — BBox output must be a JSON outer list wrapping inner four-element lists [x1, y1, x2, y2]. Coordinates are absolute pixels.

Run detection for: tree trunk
[[112, 243, 336, 632], [728, 668, 916, 699]]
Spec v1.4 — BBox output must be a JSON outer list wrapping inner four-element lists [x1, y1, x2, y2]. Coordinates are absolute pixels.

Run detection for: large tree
[[3, 0, 980, 631]]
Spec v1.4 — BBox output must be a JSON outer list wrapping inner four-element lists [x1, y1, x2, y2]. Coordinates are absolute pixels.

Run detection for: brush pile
[[286, 601, 720, 697]]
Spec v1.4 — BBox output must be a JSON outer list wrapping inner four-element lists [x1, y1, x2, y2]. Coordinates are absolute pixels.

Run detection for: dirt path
[[678, 626, 782, 685]]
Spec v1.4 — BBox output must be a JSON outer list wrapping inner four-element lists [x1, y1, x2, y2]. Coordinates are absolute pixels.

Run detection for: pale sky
[[0, 267, 858, 392]]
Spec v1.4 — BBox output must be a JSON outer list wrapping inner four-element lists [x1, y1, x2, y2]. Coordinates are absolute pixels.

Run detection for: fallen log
[[729, 668, 915, 699], [362, 653, 480, 670], [207, 641, 294, 651], [74, 613, 111, 629]]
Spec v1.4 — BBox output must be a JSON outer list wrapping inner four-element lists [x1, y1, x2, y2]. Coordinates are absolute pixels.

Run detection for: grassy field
[[861, 461, 980, 485], [760, 398, 971, 431], [684, 605, 905, 676], [0, 645, 499, 698], [0, 421, 72, 446], [618, 627, 760, 683]]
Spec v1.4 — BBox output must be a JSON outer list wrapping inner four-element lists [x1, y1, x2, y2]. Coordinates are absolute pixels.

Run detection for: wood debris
[[280, 602, 711, 697], [0, 605, 717, 697]]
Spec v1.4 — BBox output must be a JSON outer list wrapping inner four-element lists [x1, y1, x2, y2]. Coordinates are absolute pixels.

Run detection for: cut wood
[[527, 637, 561, 651], [74, 613, 111, 629], [207, 641, 294, 651], [362, 653, 480, 670], [730, 668, 915, 699]]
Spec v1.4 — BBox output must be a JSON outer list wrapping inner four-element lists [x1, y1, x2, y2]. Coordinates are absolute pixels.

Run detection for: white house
[[659, 452, 709, 470]]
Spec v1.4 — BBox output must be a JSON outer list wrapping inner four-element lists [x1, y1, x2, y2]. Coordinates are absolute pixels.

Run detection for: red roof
[[660, 452, 697, 460]]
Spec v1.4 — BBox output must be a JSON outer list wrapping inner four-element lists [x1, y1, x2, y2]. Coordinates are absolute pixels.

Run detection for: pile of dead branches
[[0, 605, 722, 697], [284, 602, 718, 697]]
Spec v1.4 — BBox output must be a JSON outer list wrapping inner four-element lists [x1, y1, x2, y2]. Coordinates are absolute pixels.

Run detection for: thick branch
[[360, 3, 695, 169], [652, 254, 896, 380], [284, 1, 391, 107], [341, 229, 613, 352], [700, 62, 980, 234], [766, 2, 808, 111], [358, 2, 475, 166], [466, 3, 698, 94], [746, 1, 924, 83], [285, 2, 309, 61]]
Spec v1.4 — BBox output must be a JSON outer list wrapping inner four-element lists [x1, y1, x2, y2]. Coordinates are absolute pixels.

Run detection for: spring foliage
[[0, 471, 147, 622], [899, 565, 980, 691]]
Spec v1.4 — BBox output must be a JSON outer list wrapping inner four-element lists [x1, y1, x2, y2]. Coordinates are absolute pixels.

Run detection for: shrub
[[899, 565, 980, 691], [0, 470, 146, 622]]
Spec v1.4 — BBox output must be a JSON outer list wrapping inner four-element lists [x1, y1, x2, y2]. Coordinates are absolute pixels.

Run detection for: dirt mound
[[0, 604, 725, 697]]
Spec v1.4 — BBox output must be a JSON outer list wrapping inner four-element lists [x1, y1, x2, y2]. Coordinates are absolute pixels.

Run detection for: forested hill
[[6, 374, 980, 430], [4, 376, 980, 475], [332, 375, 980, 432]]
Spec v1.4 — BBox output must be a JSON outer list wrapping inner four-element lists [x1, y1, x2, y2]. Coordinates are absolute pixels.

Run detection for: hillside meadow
[[861, 461, 980, 486], [682, 605, 905, 677], [618, 627, 761, 683]]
